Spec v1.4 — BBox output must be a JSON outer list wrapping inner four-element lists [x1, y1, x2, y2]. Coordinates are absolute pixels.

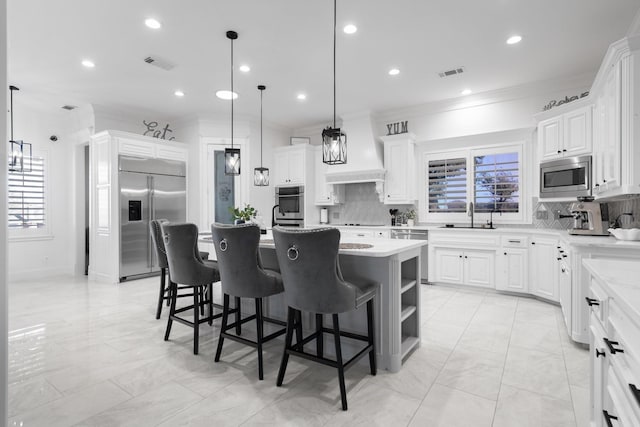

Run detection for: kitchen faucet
[[468, 202, 474, 228], [612, 212, 633, 228], [489, 209, 502, 229], [271, 204, 281, 228]]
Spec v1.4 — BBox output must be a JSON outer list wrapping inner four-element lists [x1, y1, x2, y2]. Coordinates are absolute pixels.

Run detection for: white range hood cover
[[324, 112, 386, 184]]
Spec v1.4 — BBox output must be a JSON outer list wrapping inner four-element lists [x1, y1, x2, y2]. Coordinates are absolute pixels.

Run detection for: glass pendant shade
[[322, 127, 347, 165], [253, 167, 269, 186], [224, 147, 241, 175], [9, 140, 31, 172]]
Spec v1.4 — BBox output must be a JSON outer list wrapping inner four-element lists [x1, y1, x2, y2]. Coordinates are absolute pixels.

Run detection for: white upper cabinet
[[382, 134, 416, 204], [538, 105, 592, 161], [313, 146, 343, 205], [273, 145, 309, 186], [591, 36, 640, 198]]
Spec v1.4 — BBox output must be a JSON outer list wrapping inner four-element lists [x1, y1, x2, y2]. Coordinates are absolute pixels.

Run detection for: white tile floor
[[8, 275, 589, 426]]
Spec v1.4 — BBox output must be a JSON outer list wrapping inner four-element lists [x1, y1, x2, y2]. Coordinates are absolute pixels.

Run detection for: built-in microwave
[[274, 185, 304, 226], [539, 155, 591, 199]]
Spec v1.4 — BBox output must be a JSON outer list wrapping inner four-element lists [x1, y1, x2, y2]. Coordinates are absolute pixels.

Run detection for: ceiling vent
[[61, 105, 77, 110], [144, 55, 175, 71], [438, 67, 465, 78]]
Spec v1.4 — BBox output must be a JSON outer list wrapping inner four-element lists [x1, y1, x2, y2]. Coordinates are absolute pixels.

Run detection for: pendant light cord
[[333, 0, 337, 129], [231, 39, 234, 148], [260, 88, 263, 166]]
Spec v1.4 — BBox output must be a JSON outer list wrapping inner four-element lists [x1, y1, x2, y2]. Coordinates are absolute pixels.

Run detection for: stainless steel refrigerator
[[119, 155, 186, 281]]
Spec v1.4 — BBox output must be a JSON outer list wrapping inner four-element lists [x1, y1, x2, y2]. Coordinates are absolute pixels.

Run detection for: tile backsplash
[[327, 183, 414, 226], [533, 196, 640, 229]]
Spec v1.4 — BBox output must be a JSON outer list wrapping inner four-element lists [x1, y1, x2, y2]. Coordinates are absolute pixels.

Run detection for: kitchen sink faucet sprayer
[[468, 202, 474, 228]]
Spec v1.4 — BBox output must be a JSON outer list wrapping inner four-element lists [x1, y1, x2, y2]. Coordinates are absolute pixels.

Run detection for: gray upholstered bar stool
[[272, 227, 378, 411], [161, 222, 224, 354], [149, 219, 210, 320], [211, 223, 287, 380]]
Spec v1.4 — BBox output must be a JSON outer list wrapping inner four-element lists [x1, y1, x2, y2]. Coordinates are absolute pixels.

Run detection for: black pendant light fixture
[[224, 30, 241, 175], [8, 85, 32, 173], [254, 85, 269, 186], [322, 0, 347, 165]]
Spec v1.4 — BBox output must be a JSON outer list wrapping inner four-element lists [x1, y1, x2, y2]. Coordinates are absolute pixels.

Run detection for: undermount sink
[[439, 225, 496, 230]]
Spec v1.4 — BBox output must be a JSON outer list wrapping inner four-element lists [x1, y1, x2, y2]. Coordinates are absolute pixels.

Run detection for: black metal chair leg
[[215, 294, 230, 362], [156, 268, 166, 319], [255, 298, 264, 380], [199, 287, 205, 316], [193, 288, 200, 355], [277, 307, 295, 386], [316, 313, 323, 357], [164, 282, 177, 341], [208, 283, 214, 326], [333, 314, 348, 411], [366, 299, 377, 376], [295, 310, 303, 351], [235, 297, 242, 335]]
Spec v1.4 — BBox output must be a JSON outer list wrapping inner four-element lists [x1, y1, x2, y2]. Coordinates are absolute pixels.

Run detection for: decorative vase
[[407, 219, 415, 227]]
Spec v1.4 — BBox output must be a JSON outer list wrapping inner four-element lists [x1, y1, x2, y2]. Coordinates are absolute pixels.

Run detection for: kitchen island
[[200, 232, 427, 372]]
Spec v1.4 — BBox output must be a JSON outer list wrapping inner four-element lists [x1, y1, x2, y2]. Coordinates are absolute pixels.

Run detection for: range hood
[[324, 113, 386, 184]]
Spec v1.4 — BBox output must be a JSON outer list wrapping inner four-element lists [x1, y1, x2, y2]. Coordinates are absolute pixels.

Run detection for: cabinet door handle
[[557, 257, 562, 261], [504, 252, 507, 255], [562, 149, 567, 152], [595, 183, 600, 187], [603, 410, 618, 427], [585, 297, 600, 307], [596, 349, 606, 358], [459, 255, 463, 258], [561, 268, 566, 273], [604, 338, 624, 354], [562, 254, 567, 258], [531, 242, 536, 245], [464, 255, 468, 259], [630, 384, 640, 408], [557, 150, 562, 154], [603, 179, 607, 183], [508, 240, 521, 243]]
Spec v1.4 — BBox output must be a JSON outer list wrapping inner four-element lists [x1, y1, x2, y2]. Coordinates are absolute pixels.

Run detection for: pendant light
[[322, 0, 347, 165], [254, 85, 269, 186], [224, 30, 241, 175], [8, 85, 32, 173]]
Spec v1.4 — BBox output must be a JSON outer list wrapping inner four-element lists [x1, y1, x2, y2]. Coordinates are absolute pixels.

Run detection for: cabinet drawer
[[429, 231, 500, 247], [606, 364, 640, 426], [608, 300, 640, 382], [501, 235, 528, 248]]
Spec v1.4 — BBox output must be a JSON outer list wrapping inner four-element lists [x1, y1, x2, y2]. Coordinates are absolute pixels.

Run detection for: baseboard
[[8, 266, 70, 282]]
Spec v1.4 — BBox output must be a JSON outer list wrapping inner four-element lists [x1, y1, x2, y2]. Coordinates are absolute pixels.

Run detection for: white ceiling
[[8, 0, 640, 130]]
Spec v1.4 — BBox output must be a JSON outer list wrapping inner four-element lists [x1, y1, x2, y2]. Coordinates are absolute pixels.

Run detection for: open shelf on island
[[400, 278, 417, 294], [401, 305, 417, 322]]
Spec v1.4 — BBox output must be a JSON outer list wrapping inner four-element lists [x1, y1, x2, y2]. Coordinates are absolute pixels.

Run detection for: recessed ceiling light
[[461, 89, 472, 96], [297, 93, 307, 100], [174, 90, 184, 97], [343, 24, 357, 34], [388, 68, 400, 76], [145, 18, 161, 29], [215, 90, 238, 100], [239, 65, 250, 73], [81, 59, 95, 68], [506, 35, 522, 45]]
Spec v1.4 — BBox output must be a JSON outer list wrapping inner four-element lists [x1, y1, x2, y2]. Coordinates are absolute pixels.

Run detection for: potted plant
[[229, 204, 257, 224], [405, 209, 417, 227]]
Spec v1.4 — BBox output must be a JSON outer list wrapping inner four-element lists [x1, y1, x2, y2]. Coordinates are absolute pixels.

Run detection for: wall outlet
[[536, 210, 548, 220]]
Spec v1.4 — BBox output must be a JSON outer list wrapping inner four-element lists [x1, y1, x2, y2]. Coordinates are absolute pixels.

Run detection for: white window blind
[[8, 156, 46, 229], [473, 152, 519, 213], [427, 157, 467, 213]]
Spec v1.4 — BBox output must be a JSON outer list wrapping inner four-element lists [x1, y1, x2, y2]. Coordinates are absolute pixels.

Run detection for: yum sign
[[385, 121, 408, 136]]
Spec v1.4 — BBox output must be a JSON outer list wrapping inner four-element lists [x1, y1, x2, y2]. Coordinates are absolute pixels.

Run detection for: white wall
[[1, 0, 8, 423]]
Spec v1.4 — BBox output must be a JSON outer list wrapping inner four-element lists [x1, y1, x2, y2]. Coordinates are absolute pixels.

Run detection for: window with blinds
[[473, 152, 519, 213], [427, 157, 467, 213], [8, 156, 46, 229]]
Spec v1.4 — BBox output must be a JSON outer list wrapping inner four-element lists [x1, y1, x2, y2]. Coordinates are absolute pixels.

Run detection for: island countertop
[[199, 232, 427, 258]]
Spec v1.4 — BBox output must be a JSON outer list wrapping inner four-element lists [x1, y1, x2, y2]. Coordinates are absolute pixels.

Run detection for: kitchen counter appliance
[[391, 229, 428, 283], [274, 185, 304, 227], [119, 156, 186, 281], [567, 200, 609, 236]]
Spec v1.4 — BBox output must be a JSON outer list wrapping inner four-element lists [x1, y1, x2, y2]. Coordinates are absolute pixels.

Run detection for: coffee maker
[[567, 200, 609, 236]]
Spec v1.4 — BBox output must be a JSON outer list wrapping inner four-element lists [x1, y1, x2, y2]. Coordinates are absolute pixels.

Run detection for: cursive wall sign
[[386, 121, 408, 135], [142, 120, 176, 140], [542, 92, 589, 111]]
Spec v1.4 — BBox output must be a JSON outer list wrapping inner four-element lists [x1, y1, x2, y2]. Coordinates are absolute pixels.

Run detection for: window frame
[[421, 142, 528, 225], [8, 148, 52, 241]]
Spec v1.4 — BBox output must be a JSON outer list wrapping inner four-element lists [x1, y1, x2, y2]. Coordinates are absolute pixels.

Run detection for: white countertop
[[583, 258, 640, 325], [199, 232, 427, 258]]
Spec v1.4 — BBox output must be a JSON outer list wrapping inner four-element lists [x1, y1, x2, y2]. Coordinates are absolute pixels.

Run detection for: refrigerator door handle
[[148, 175, 154, 268]]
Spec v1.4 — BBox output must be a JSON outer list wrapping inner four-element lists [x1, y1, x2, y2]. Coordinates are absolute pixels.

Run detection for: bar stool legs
[[255, 298, 264, 380], [277, 304, 376, 411]]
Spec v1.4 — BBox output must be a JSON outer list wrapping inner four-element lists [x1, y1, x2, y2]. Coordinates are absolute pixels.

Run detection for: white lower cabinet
[[433, 248, 494, 288], [496, 248, 528, 293], [529, 236, 559, 302]]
